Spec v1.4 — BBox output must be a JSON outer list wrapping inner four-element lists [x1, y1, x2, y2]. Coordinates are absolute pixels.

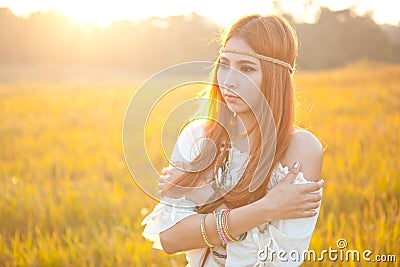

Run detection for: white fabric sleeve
[[170, 119, 205, 164], [141, 120, 205, 251], [226, 170, 322, 267], [263, 172, 322, 267], [141, 197, 198, 251]]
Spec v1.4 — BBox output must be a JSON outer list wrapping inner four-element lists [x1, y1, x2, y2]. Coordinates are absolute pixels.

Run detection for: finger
[[157, 182, 165, 190], [161, 166, 172, 175], [158, 175, 168, 183], [306, 192, 323, 202], [282, 161, 301, 184], [309, 209, 318, 217], [162, 166, 177, 174], [302, 209, 318, 218], [291, 209, 317, 219], [160, 175, 176, 185], [300, 180, 324, 193], [303, 201, 321, 210], [162, 166, 184, 178]]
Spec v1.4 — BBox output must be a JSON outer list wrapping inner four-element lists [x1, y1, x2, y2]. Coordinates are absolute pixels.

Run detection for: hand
[[158, 166, 185, 196], [258, 161, 324, 221]]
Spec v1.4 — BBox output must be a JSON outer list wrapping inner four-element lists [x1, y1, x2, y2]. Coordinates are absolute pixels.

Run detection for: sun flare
[[0, 0, 398, 27], [0, 0, 155, 27]]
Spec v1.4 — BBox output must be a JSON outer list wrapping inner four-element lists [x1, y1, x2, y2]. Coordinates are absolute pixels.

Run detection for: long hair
[[163, 15, 298, 212]]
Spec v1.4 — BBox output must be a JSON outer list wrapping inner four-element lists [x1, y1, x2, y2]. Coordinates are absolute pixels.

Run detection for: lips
[[222, 90, 240, 102]]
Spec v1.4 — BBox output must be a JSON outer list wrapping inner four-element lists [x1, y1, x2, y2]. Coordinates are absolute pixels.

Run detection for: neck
[[229, 112, 256, 151]]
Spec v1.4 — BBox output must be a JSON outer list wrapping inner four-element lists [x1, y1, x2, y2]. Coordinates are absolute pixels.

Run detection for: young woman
[[142, 15, 324, 266]]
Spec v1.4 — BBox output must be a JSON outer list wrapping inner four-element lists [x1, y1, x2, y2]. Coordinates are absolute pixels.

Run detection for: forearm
[[159, 200, 266, 254], [158, 162, 323, 254]]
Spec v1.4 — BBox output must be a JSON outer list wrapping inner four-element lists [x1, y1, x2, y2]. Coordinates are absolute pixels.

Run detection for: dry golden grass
[[0, 62, 399, 266]]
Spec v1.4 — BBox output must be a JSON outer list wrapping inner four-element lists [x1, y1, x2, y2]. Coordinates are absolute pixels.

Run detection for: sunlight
[[0, 0, 398, 27], [0, 0, 207, 27], [0, 0, 153, 27], [192, 0, 275, 26], [43, 1, 149, 27]]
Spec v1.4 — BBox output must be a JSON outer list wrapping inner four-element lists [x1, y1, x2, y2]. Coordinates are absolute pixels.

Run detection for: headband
[[219, 47, 295, 73]]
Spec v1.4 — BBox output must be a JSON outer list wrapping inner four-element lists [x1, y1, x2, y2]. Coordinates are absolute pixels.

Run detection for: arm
[[160, 199, 264, 254], [266, 130, 324, 219], [159, 162, 323, 254], [151, 122, 323, 254], [262, 131, 324, 266]]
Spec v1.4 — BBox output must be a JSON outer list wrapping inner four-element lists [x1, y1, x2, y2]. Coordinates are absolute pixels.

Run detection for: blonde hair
[[164, 15, 298, 212]]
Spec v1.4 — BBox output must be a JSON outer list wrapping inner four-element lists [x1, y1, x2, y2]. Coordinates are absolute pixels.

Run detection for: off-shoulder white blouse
[[142, 121, 322, 266]]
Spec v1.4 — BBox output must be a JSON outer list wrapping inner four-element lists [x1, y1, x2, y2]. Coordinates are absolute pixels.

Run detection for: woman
[[142, 14, 324, 266]]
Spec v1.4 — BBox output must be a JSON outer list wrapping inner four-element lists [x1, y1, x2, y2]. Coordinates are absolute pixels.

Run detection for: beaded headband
[[219, 47, 295, 73]]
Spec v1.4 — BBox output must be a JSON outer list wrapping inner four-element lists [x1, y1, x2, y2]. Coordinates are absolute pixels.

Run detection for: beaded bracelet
[[213, 210, 229, 245], [221, 209, 236, 242], [200, 214, 215, 247], [213, 209, 247, 245]]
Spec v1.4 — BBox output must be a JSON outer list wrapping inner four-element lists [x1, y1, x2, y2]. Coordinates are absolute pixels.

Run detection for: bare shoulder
[[283, 130, 323, 182]]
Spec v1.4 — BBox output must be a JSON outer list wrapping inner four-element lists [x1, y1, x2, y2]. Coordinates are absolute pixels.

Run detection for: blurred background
[[0, 0, 399, 80], [0, 0, 399, 266]]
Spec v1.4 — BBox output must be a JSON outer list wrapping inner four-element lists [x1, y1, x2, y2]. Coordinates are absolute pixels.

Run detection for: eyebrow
[[220, 56, 258, 65]]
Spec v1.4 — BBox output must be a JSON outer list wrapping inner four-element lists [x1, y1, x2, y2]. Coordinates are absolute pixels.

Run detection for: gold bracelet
[[221, 209, 234, 242], [200, 214, 215, 247], [222, 209, 247, 242]]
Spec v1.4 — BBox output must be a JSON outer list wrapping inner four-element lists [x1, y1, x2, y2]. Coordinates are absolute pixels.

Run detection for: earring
[[230, 112, 237, 126]]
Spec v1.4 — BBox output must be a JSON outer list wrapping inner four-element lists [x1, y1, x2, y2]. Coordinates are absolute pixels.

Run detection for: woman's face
[[217, 37, 263, 115]]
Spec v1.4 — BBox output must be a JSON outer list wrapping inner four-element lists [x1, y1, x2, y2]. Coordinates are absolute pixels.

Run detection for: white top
[[142, 121, 322, 266]]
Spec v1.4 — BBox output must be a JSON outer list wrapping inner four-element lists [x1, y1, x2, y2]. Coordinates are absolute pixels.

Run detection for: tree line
[[0, 7, 399, 73]]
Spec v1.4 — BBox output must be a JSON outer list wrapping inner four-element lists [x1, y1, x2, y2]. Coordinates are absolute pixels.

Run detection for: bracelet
[[213, 210, 229, 245], [221, 209, 236, 242], [200, 214, 215, 247], [223, 209, 247, 242], [213, 209, 248, 245]]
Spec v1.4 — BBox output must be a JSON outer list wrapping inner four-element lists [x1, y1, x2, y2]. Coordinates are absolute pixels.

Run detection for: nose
[[222, 68, 238, 89]]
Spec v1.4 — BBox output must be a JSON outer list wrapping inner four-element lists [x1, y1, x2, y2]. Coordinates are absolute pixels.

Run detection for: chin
[[226, 104, 250, 114]]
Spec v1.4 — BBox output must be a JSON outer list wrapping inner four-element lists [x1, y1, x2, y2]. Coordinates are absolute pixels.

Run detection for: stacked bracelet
[[213, 209, 247, 245], [200, 214, 215, 247], [213, 210, 229, 244]]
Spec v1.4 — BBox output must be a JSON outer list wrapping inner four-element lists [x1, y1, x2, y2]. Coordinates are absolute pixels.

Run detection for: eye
[[240, 65, 256, 73], [219, 62, 230, 70]]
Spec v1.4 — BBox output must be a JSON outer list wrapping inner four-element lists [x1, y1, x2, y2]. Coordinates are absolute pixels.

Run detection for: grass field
[[0, 62, 399, 266]]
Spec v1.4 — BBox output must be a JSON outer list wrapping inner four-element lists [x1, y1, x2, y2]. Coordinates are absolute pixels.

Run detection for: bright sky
[[0, 0, 398, 27]]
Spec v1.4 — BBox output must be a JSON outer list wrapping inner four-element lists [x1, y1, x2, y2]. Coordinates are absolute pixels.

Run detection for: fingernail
[[293, 161, 300, 169], [320, 179, 324, 184]]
